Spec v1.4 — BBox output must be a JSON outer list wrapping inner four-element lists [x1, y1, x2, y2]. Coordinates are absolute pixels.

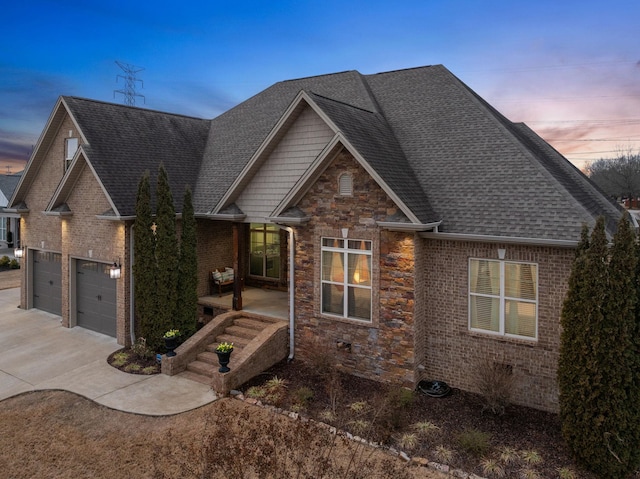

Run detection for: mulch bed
[[240, 359, 598, 479], [107, 348, 161, 375]]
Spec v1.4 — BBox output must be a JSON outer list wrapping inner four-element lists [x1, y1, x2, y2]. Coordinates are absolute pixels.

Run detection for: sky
[[1, 0, 639, 175]]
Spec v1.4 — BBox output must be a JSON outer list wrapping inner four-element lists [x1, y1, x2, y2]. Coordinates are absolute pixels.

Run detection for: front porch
[[198, 286, 289, 322]]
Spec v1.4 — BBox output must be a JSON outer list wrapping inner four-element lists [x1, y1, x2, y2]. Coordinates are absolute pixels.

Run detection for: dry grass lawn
[[0, 390, 447, 479]]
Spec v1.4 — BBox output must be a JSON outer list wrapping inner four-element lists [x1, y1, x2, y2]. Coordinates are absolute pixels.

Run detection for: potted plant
[[163, 329, 180, 357], [215, 341, 234, 372]]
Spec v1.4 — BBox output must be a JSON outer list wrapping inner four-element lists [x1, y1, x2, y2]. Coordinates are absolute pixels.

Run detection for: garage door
[[76, 260, 117, 337], [33, 251, 62, 315]]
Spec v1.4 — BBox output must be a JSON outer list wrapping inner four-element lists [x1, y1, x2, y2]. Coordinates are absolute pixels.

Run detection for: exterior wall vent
[[338, 173, 353, 196]]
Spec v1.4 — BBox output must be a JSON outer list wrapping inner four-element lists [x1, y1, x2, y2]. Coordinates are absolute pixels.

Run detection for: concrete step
[[225, 324, 260, 340], [234, 317, 277, 331], [215, 333, 251, 348], [187, 360, 216, 377], [196, 351, 218, 365], [177, 369, 212, 386]]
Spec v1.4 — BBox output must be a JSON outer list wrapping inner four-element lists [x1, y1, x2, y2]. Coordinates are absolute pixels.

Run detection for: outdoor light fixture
[[14, 246, 24, 259], [109, 260, 121, 279]]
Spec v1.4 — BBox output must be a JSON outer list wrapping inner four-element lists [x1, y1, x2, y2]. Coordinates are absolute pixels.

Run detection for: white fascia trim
[[83, 156, 121, 217], [205, 213, 247, 221], [339, 134, 422, 224], [95, 215, 135, 221], [377, 221, 442, 232], [43, 211, 73, 217], [9, 97, 67, 207], [420, 231, 578, 248], [268, 216, 311, 225], [214, 91, 321, 214]]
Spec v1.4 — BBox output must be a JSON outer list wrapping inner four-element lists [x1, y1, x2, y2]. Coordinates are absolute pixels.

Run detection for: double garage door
[[32, 253, 116, 337]]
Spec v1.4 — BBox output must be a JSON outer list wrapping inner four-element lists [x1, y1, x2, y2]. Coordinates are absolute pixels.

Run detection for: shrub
[[481, 457, 505, 478], [473, 356, 516, 415], [0, 256, 10, 267], [9, 259, 19, 269], [456, 428, 491, 457], [131, 337, 155, 360], [433, 445, 455, 464], [291, 386, 314, 410]]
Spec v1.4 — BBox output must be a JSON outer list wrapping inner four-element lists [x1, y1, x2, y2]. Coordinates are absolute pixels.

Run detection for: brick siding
[[418, 239, 573, 412]]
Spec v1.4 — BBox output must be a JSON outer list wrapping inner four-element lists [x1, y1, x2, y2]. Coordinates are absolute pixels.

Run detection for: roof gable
[[61, 97, 210, 217], [46, 149, 119, 216]]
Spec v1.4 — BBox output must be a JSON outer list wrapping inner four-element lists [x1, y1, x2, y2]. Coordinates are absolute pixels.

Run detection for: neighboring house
[[0, 173, 22, 248], [7, 65, 622, 412]]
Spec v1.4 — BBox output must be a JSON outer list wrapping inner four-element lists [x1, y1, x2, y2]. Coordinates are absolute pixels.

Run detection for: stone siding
[[292, 150, 417, 387], [418, 239, 573, 412]]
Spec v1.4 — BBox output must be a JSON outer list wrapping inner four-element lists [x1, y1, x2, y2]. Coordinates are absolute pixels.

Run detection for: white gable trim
[[213, 91, 338, 214], [10, 97, 88, 208], [215, 90, 424, 226], [46, 149, 121, 218], [271, 132, 423, 225]]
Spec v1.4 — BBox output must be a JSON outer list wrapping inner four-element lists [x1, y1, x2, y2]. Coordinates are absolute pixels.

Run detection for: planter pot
[[164, 337, 178, 357], [215, 350, 233, 373]]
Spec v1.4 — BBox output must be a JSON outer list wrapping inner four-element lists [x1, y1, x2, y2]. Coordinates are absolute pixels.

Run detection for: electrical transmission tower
[[114, 61, 145, 106]]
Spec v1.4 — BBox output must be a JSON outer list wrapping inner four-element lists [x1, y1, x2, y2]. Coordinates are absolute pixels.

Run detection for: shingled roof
[[62, 97, 210, 216], [193, 64, 621, 240], [13, 64, 623, 241]]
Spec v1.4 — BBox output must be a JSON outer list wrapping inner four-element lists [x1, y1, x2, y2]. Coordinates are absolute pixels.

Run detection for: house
[[7, 65, 622, 412], [0, 173, 22, 248]]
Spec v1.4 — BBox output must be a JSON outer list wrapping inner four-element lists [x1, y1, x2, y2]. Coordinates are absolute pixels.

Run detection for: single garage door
[[76, 260, 117, 337], [33, 251, 62, 315]]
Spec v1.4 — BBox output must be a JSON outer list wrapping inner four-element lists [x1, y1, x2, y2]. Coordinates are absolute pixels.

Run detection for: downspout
[[129, 223, 135, 345], [283, 226, 295, 361]]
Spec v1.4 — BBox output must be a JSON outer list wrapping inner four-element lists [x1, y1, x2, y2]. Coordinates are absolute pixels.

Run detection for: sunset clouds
[[1, 0, 638, 173]]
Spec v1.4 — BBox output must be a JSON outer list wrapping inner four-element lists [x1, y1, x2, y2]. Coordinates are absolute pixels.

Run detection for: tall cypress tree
[[132, 171, 156, 344], [558, 223, 590, 441], [598, 211, 640, 477], [560, 215, 640, 477], [151, 163, 178, 351], [176, 186, 198, 337]]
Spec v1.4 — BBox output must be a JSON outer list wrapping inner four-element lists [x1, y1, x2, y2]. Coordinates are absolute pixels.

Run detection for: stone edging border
[[229, 390, 486, 479]]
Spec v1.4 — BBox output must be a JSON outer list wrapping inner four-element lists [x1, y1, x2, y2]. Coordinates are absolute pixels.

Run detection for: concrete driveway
[[0, 287, 217, 415]]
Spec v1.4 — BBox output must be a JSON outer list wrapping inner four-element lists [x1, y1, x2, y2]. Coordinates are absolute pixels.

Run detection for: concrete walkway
[[0, 287, 217, 415]]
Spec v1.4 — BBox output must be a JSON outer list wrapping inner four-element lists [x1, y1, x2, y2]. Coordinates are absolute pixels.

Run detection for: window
[[65, 138, 78, 170], [321, 238, 372, 321], [0, 218, 5, 242], [469, 259, 537, 339], [249, 223, 280, 279]]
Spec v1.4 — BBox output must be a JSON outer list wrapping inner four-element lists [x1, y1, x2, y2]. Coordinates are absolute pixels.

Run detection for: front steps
[[162, 311, 289, 394]]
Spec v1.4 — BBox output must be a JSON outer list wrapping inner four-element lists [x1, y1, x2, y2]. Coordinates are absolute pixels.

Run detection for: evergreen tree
[[558, 224, 590, 443], [176, 186, 198, 337], [599, 212, 640, 477], [559, 215, 640, 477], [151, 163, 179, 351], [132, 171, 156, 344]]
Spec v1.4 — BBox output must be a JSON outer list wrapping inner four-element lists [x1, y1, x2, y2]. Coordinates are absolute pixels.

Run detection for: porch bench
[[210, 269, 235, 296]]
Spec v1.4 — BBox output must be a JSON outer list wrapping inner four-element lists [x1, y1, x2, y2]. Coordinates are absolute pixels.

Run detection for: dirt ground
[[0, 390, 447, 479]]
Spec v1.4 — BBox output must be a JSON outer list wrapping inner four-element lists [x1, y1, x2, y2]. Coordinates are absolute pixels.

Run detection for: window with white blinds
[[469, 258, 538, 340]]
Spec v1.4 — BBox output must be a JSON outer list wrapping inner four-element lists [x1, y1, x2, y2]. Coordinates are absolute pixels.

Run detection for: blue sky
[[1, 0, 639, 173]]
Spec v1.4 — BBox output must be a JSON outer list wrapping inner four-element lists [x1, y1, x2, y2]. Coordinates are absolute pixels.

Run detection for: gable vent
[[338, 173, 353, 196]]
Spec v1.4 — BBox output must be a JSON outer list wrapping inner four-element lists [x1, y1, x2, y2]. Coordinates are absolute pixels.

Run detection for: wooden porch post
[[232, 222, 243, 310]]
